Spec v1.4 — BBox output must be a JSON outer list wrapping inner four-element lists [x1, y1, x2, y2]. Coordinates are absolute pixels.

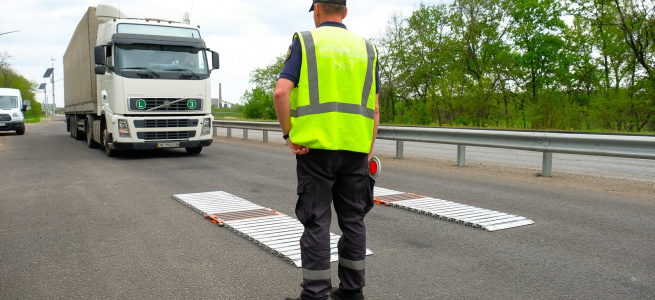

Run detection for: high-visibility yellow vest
[[289, 26, 377, 153]]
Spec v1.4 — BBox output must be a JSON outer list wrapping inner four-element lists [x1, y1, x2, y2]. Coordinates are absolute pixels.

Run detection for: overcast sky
[[0, 0, 451, 107]]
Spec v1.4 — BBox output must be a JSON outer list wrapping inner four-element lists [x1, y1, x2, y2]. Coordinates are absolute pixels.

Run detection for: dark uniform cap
[[309, 0, 347, 12]]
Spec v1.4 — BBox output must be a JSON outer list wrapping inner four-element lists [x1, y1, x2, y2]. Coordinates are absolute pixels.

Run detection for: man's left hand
[[288, 140, 310, 155]]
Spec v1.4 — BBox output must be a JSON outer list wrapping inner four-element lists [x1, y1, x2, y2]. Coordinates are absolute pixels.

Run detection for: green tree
[[450, 0, 513, 127], [572, 0, 655, 131], [255, 0, 655, 132], [0, 51, 42, 119], [502, 0, 569, 129], [1, 52, 15, 88], [241, 87, 275, 119], [376, 13, 407, 124], [382, 4, 455, 125], [249, 55, 286, 93], [241, 54, 285, 120], [612, 0, 655, 131]]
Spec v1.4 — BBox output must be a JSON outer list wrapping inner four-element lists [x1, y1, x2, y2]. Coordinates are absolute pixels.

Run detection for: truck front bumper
[[110, 139, 213, 150], [0, 121, 25, 132]]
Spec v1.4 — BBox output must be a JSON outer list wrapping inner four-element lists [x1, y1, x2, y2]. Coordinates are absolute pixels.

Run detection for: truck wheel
[[73, 115, 84, 140], [102, 121, 117, 157], [185, 146, 202, 155], [86, 119, 98, 148], [69, 118, 76, 138], [16, 126, 25, 135]]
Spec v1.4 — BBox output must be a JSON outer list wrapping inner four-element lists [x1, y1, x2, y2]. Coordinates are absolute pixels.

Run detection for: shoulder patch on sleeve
[[285, 44, 293, 63]]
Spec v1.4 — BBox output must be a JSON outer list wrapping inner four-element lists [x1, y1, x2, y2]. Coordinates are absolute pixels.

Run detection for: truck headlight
[[202, 118, 211, 136], [12, 112, 22, 118], [118, 119, 130, 138]]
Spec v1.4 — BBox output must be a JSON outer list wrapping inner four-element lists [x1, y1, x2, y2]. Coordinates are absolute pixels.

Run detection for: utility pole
[[43, 66, 54, 121], [51, 57, 56, 120], [38, 83, 47, 121]]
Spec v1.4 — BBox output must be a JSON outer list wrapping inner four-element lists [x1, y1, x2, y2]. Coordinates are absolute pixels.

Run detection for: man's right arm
[[274, 35, 309, 155], [274, 78, 309, 155], [273, 78, 294, 136]]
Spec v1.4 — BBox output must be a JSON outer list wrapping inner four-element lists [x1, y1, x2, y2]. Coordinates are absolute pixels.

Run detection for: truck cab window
[[115, 44, 209, 79]]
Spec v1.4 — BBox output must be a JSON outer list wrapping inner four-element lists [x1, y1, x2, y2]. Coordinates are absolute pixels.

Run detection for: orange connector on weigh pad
[[373, 197, 391, 206], [205, 208, 284, 227], [205, 214, 225, 226]]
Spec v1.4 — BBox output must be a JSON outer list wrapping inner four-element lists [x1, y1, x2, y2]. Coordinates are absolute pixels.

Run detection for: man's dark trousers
[[295, 150, 375, 300]]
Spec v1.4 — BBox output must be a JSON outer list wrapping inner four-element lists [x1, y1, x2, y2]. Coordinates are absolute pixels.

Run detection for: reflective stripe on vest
[[290, 31, 376, 120]]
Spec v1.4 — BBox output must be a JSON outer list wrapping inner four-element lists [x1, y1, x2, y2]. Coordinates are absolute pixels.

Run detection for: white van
[[0, 88, 26, 135]]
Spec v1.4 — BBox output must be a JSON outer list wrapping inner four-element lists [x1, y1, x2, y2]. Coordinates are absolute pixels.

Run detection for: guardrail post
[[542, 152, 553, 177], [396, 140, 404, 159], [243, 129, 248, 140], [263, 130, 268, 143], [457, 145, 466, 167], [227, 128, 232, 138]]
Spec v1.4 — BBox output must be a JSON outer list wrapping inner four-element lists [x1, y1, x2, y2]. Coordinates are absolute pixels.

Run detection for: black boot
[[329, 288, 364, 300]]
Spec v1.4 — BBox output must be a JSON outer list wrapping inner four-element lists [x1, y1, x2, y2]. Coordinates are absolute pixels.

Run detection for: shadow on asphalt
[[110, 148, 204, 160]]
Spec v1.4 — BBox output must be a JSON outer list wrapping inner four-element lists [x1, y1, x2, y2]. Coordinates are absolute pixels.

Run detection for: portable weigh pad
[[173, 191, 373, 267], [374, 187, 534, 231]]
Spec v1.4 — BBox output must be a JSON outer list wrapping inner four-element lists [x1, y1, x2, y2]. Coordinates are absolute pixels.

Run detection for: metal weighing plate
[[374, 187, 534, 231], [173, 191, 374, 267]]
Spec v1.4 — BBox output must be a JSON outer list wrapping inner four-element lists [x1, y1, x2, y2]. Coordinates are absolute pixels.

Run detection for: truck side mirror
[[211, 51, 220, 70], [22, 105, 28, 112], [95, 65, 107, 75], [94, 45, 107, 65]]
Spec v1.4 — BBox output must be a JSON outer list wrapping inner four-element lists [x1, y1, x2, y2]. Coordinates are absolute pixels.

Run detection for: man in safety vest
[[274, 1, 380, 299]]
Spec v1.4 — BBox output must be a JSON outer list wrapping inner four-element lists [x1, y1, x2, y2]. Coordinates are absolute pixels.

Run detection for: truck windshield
[[114, 44, 209, 77], [0, 96, 19, 109]]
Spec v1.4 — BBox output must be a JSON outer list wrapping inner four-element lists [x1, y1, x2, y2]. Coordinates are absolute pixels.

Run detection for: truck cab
[[0, 88, 26, 135], [64, 4, 219, 156]]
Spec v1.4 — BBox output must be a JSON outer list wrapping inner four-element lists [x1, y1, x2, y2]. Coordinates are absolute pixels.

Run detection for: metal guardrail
[[213, 120, 281, 143], [213, 120, 655, 177]]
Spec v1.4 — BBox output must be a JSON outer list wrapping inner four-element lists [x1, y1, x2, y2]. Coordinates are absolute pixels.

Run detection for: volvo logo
[[163, 101, 172, 108]]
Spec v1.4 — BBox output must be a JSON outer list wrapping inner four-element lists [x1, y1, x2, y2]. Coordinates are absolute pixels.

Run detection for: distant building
[[212, 98, 234, 108]]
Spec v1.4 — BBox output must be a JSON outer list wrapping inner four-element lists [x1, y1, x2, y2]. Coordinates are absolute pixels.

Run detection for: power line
[[0, 30, 19, 36]]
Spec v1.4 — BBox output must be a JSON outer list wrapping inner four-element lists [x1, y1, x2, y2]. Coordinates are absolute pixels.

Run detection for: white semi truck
[[64, 5, 219, 156]]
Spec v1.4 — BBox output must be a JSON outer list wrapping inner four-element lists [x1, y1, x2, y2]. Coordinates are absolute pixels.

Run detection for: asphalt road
[[1, 121, 654, 299]]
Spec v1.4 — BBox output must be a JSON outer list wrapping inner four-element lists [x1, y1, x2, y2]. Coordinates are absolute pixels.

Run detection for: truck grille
[[137, 131, 196, 141], [0, 114, 11, 121], [133, 119, 198, 128], [129, 98, 202, 112]]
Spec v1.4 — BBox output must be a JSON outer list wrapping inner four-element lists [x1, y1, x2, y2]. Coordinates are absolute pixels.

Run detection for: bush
[[241, 88, 276, 120]]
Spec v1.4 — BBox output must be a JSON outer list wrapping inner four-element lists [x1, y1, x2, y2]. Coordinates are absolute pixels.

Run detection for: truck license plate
[[157, 142, 180, 148], [0, 123, 5, 127]]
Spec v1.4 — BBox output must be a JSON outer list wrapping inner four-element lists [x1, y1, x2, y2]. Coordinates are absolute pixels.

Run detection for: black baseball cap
[[309, 0, 347, 12]]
